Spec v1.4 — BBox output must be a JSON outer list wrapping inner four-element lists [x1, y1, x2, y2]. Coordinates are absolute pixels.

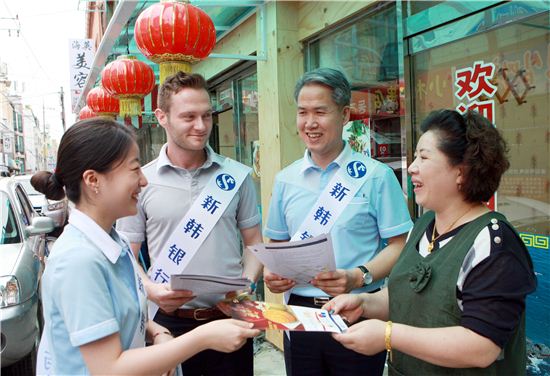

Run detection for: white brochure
[[170, 274, 250, 295], [249, 234, 336, 285]]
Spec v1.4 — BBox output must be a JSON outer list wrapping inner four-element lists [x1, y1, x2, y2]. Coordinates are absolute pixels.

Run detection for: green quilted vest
[[387, 211, 531, 376]]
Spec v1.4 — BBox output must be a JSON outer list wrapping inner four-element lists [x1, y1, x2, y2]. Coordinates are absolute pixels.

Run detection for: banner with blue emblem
[[291, 159, 378, 242], [147, 159, 251, 319]]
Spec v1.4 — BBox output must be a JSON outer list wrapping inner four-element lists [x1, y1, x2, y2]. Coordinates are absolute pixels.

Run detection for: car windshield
[[18, 179, 41, 196], [0, 192, 21, 244]]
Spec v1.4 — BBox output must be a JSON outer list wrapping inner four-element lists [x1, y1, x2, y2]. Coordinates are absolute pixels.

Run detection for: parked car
[[14, 175, 68, 229], [0, 178, 55, 374]]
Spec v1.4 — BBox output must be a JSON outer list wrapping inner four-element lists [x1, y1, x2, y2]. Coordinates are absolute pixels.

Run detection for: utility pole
[[0, 15, 20, 37], [42, 101, 46, 170], [59, 86, 66, 132]]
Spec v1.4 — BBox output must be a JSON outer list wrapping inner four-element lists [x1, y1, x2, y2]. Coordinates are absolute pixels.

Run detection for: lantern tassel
[[160, 61, 192, 83], [119, 97, 142, 117]]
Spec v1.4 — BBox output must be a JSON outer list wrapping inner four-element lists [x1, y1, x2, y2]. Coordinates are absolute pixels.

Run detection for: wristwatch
[[357, 265, 373, 286]]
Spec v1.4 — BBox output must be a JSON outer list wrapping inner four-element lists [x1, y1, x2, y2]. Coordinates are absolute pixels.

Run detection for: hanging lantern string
[[125, 22, 130, 55]]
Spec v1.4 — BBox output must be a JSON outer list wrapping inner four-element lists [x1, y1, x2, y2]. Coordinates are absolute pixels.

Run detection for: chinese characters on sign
[[3, 135, 13, 154], [454, 60, 497, 122], [454, 60, 497, 210], [68, 39, 95, 111]]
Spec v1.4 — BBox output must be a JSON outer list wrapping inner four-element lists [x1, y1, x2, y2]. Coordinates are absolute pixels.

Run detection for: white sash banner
[[148, 159, 251, 319], [291, 159, 378, 241], [282, 158, 378, 308]]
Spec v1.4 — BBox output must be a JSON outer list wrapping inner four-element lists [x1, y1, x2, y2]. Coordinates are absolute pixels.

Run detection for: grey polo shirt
[[116, 144, 260, 308]]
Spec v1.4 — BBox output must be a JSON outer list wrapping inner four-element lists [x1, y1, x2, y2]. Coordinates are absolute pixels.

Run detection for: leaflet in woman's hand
[[220, 300, 348, 333]]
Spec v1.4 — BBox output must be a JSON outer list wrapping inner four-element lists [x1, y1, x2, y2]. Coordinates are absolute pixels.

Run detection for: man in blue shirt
[[263, 68, 413, 375]]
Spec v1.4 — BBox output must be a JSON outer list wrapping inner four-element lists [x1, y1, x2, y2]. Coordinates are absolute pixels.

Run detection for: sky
[[0, 0, 86, 141]]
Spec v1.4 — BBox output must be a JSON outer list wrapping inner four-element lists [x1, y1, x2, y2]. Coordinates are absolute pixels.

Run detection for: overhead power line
[[1, 0, 54, 83]]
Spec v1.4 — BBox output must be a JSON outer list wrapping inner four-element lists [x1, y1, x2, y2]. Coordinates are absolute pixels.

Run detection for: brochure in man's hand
[[218, 300, 348, 333], [170, 274, 251, 295], [248, 234, 336, 285]]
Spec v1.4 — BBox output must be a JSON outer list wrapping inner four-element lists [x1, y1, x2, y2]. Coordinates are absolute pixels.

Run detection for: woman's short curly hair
[[420, 109, 510, 203]]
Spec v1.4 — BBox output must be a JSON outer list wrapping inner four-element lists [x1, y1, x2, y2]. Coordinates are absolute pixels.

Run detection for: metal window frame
[[403, 0, 505, 38], [406, 1, 550, 56]]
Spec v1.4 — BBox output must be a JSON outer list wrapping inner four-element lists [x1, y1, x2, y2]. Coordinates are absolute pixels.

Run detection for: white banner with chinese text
[[291, 159, 378, 242], [69, 39, 95, 112], [148, 159, 251, 319]]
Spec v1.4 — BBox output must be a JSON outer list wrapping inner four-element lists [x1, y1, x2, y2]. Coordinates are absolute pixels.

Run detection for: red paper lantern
[[86, 86, 119, 118], [134, 0, 216, 83], [101, 55, 155, 117], [78, 105, 97, 120]]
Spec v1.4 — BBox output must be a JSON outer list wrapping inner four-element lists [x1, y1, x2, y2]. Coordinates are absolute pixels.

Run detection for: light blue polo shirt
[[264, 142, 413, 296], [38, 209, 141, 375]]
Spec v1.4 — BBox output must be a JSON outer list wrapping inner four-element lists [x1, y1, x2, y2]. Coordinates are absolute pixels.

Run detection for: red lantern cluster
[[78, 105, 97, 120], [86, 86, 119, 118], [134, 0, 216, 83], [101, 55, 155, 117]]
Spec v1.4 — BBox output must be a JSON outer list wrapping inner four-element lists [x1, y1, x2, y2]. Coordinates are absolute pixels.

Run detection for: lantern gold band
[[150, 53, 200, 65]]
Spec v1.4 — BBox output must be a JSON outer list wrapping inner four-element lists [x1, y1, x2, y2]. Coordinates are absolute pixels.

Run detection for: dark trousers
[[284, 294, 386, 376], [154, 310, 253, 376]]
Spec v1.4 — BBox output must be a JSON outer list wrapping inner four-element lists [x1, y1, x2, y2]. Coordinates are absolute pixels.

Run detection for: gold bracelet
[[385, 321, 393, 362], [152, 330, 172, 340]]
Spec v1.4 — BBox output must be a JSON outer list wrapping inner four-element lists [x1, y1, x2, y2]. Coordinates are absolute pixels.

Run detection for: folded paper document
[[248, 234, 336, 285], [170, 274, 250, 295]]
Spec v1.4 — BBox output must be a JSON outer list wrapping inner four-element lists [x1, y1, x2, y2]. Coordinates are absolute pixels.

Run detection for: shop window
[[237, 73, 260, 208], [211, 81, 237, 160], [209, 66, 261, 209], [306, 4, 406, 187], [208, 67, 263, 299]]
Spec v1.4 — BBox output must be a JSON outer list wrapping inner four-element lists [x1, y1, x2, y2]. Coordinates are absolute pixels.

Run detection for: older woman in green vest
[[324, 109, 536, 375]]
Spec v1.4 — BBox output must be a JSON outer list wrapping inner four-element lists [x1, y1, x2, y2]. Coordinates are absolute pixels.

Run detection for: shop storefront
[[200, 3, 550, 370], [82, 1, 549, 371]]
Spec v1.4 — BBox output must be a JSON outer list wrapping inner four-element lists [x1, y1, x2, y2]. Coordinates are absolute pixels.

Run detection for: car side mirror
[[25, 216, 55, 237]]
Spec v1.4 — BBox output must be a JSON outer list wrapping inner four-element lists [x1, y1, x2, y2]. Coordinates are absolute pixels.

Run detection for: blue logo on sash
[[346, 161, 367, 179], [216, 173, 236, 191]]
